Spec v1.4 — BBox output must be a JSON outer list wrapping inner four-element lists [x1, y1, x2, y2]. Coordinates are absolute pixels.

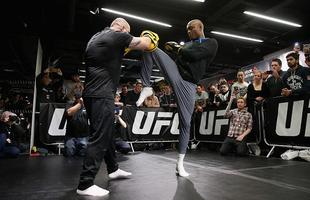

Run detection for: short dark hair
[[286, 52, 299, 60], [271, 58, 282, 66]]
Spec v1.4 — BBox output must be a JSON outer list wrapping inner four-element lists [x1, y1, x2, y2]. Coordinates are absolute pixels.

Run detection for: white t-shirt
[[231, 82, 249, 98]]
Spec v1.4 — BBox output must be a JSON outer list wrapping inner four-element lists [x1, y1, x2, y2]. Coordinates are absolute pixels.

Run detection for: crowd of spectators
[[1, 43, 309, 158]]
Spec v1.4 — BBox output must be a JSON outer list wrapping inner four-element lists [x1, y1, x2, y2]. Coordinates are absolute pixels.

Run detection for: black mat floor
[[1, 150, 309, 200]]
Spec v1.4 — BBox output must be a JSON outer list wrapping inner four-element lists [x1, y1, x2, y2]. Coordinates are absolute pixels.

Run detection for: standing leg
[[150, 49, 196, 176]]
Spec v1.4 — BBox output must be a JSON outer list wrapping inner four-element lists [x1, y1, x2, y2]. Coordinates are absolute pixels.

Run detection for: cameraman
[[64, 91, 89, 157], [0, 111, 21, 158]]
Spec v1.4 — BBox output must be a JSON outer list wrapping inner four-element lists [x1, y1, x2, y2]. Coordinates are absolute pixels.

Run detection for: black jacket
[[176, 38, 218, 84]]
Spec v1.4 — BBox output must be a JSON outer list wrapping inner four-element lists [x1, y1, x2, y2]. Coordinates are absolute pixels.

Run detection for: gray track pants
[[140, 48, 196, 154]]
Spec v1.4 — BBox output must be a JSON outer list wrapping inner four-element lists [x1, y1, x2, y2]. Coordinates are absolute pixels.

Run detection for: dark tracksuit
[[78, 27, 133, 190], [140, 38, 218, 154], [266, 70, 285, 97], [282, 65, 310, 95]]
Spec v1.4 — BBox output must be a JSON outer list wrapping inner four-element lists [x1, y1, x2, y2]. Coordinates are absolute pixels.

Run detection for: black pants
[[220, 137, 248, 156], [78, 97, 118, 190]]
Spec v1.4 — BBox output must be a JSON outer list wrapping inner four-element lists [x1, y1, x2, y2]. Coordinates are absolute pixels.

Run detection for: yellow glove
[[140, 30, 159, 52]]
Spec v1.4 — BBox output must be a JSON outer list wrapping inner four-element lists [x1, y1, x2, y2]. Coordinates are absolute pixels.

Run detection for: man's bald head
[[111, 18, 130, 33], [186, 19, 205, 40], [187, 19, 204, 30]]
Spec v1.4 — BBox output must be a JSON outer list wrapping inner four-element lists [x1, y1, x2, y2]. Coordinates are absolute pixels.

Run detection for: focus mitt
[[140, 30, 159, 52], [164, 41, 181, 54]]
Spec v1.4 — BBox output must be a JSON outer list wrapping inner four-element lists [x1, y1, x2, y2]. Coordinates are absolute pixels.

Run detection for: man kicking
[[136, 19, 218, 177]]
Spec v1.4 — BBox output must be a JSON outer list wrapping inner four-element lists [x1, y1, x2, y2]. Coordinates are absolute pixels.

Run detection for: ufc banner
[[264, 95, 310, 147], [194, 105, 259, 143], [39, 103, 67, 144], [120, 106, 194, 141], [194, 107, 229, 142]]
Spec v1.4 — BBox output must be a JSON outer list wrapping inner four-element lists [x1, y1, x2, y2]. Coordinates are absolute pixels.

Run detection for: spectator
[[144, 90, 160, 108], [220, 96, 253, 156], [114, 113, 131, 155], [215, 81, 231, 107], [265, 58, 285, 97], [247, 70, 269, 114], [126, 82, 142, 106], [119, 84, 129, 105], [304, 47, 310, 68], [64, 95, 89, 157], [231, 71, 248, 99], [293, 42, 307, 67], [36, 72, 55, 103], [114, 93, 124, 110], [281, 52, 310, 97], [159, 84, 177, 108], [207, 83, 219, 107], [195, 84, 208, 112], [0, 111, 21, 158]]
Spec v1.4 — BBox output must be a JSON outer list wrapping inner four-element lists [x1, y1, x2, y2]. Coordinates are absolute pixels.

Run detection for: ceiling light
[[244, 11, 302, 27], [101, 8, 172, 27], [193, 0, 205, 2], [180, 41, 185, 45], [211, 31, 263, 42]]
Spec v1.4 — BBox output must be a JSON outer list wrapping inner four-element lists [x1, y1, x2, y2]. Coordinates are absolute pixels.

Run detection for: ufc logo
[[199, 110, 229, 135], [48, 108, 67, 136], [276, 100, 310, 137], [132, 111, 179, 135]]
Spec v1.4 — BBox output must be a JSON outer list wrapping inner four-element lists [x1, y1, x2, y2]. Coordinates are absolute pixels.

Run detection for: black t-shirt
[[83, 27, 133, 98], [160, 93, 176, 106], [126, 90, 140, 106], [65, 104, 89, 138]]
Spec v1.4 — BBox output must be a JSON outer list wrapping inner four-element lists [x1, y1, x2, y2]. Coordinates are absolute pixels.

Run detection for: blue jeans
[[0, 133, 20, 158], [64, 137, 88, 157]]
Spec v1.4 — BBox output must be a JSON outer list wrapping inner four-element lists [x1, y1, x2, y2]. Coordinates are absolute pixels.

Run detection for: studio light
[[211, 31, 263, 43], [244, 11, 302, 27], [101, 8, 172, 27]]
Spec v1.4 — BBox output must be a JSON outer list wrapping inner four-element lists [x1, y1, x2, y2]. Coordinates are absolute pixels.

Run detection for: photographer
[[64, 92, 89, 157], [0, 111, 21, 158], [114, 94, 130, 154]]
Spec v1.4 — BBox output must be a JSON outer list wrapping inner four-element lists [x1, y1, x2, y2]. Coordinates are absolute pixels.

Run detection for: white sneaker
[[136, 87, 153, 107], [76, 185, 109, 196], [108, 169, 132, 180]]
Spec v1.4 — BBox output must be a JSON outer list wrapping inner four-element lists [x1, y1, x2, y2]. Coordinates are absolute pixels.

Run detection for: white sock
[[136, 87, 153, 107], [176, 154, 189, 177]]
